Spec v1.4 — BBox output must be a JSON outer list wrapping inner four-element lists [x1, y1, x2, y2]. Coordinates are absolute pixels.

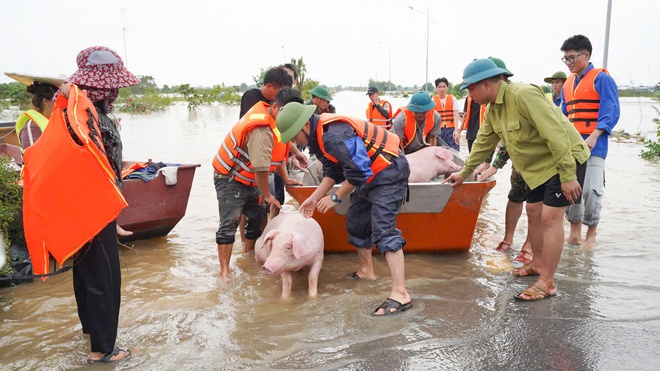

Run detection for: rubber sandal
[[496, 241, 512, 251], [90, 347, 132, 363], [372, 298, 413, 316], [514, 249, 533, 264], [514, 283, 556, 301], [510, 263, 539, 277]]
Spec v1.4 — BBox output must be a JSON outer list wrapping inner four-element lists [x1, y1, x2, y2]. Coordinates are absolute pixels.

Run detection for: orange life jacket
[[22, 85, 128, 277], [563, 68, 607, 134], [316, 113, 400, 183], [365, 99, 393, 129], [463, 96, 486, 129], [433, 94, 455, 128], [212, 101, 290, 186], [393, 107, 435, 149]]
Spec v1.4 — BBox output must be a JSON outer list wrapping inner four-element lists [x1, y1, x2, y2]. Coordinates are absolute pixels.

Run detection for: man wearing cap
[[560, 34, 620, 249], [391, 91, 441, 154], [212, 88, 304, 282], [445, 58, 590, 301], [275, 102, 412, 316], [544, 71, 567, 107], [306, 85, 336, 114], [365, 86, 392, 129]]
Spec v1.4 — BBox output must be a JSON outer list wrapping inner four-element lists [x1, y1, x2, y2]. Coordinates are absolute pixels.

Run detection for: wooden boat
[[0, 143, 200, 242], [0, 122, 20, 147], [286, 153, 496, 253], [118, 162, 200, 242]]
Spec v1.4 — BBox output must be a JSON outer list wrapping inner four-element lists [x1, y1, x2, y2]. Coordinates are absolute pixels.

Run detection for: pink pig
[[406, 146, 462, 183], [255, 212, 324, 298]]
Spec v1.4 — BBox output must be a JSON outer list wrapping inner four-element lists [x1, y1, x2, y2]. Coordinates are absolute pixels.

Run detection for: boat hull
[[118, 163, 200, 242], [0, 122, 19, 147], [286, 178, 495, 253]]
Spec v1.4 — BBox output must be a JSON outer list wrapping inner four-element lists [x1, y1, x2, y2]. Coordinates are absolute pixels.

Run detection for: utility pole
[[603, 0, 612, 68], [408, 6, 431, 91], [123, 27, 128, 67]]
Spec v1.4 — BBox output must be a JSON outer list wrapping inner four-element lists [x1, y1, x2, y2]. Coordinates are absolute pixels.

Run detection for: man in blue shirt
[[560, 34, 620, 249]]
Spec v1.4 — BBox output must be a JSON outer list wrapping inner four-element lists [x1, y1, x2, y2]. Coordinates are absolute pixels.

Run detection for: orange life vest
[[563, 68, 607, 134], [393, 107, 435, 149], [22, 85, 128, 277], [316, 113, 400, 183], [463, 96, 486, 129], [365, 99, 393, 129], [212, 101, 290, 186], [433, 94, 455, 128]]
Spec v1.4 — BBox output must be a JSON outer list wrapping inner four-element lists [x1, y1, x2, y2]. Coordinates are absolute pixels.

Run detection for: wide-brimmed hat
[[67, 46, 139, 89], [544, 71, 567, 83], [407, 91, 436, 112], [309, 85, 332, 101], [460, 58, 510, 90], [4, 72, 65, 88], [275, 102, 317, 143]]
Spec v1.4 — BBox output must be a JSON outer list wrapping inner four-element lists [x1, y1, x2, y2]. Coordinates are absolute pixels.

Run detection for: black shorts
[[526, 160, 586, 207]]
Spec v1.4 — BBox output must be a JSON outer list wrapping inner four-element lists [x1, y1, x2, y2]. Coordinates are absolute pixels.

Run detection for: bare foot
[[116, 225, 133, 237], [218, 273, 232, 283], [354, 271, 377, 280], [567, 235, 581, 245], [581, 238, 596, 250]]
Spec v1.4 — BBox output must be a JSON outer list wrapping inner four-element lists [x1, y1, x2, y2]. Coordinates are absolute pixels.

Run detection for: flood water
[[1, 93, 659, 370]]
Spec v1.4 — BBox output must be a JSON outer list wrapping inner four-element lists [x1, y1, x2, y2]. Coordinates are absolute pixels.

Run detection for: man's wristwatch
[[330, 193, 341, 203]]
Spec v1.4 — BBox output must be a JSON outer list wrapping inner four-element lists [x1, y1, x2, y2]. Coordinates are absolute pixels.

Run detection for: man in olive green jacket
[[446, 58, 590, 302]]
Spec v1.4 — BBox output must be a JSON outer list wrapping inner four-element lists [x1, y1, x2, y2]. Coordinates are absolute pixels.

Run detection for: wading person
[[391, 91, 441, 154], [66, 46, 139, 362], [276, 102, 412, 315], [445, 58, 590, 301], [365, 86, 392, 129], [212, 88, 303, 281], [432, 77, 460, 150], [560, 34, 620, 249]]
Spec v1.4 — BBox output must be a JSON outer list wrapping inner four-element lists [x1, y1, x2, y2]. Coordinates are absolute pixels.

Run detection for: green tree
[[290, 57, 307, 93]]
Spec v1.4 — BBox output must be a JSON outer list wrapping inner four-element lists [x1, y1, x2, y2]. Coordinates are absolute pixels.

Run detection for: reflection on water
[[1, 94, 659, 370]]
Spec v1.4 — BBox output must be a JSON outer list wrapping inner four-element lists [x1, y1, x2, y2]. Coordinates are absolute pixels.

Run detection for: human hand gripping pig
[[255, 213, 324, 298]]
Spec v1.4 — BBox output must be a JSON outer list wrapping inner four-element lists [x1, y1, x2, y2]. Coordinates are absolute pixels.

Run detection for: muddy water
[[1, 93, 659, 370]]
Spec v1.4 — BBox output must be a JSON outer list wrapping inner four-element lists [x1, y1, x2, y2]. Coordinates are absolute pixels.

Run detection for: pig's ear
[[292, 233, 311, 259], [435, 149, 453, 160], [258, 230, 279, 253]]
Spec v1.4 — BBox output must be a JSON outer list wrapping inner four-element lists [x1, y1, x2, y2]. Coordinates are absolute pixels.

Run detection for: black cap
[[366, 86, 378, 95]]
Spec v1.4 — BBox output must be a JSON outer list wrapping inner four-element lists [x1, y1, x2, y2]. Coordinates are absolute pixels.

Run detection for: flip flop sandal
[[514, 283, 557, 301], [372, 298, 413, 316], [90, 347, 132, 363], [510, 263, 539, 277]]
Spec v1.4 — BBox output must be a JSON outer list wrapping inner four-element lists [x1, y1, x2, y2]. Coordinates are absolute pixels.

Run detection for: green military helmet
[[544, 71, 567, 83], [309, 85, 332, 101], [459, 58, 510, 90], [488, 56, 514, 77], [407, 91, 436, 112], [275, 102, 317, 143]]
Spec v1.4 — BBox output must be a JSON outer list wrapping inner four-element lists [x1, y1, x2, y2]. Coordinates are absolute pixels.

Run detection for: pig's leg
[[281, 271, 293, 299], [307, 259, 323, 298]]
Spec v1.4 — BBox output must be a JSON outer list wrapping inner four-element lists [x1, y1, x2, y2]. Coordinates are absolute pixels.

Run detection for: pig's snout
[[261, 266, 273, 275]]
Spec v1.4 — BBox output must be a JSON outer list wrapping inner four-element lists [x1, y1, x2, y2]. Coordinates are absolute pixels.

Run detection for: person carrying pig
[[275, 103, 413, 316], [445, 58, 590, 301], [212, 88, 304, 281], [391, 91, 442, 154]]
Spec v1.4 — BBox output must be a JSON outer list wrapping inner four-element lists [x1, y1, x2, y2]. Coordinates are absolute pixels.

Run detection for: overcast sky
[[1, 0, 658, 89]]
